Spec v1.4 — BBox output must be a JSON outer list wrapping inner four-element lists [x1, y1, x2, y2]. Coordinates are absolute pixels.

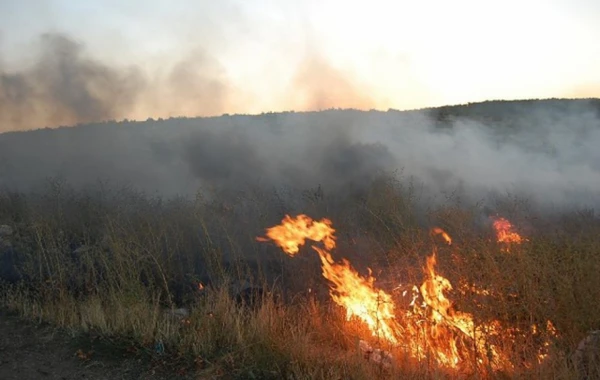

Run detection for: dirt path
[[0, 311, 197, 380]]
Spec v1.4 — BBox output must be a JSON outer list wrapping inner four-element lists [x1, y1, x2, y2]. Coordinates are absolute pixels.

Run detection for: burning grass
[[0, 177, 599, 378], [257, 215, 557, 374], [491, 216, 527, 252]]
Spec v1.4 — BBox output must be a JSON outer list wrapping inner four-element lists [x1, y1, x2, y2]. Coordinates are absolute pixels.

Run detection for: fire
[[491, 216, 527, 250], [315, 246, 400, 344], [257, 214, 400, 343], [255, 214, 335, 255], [258, 214, 556, 372], [416, 251, 510, 368], [431, 227, 452, 245]]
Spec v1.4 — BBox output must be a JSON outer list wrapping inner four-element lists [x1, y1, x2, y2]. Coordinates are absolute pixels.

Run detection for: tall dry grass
[[0, 176, 598, 379]]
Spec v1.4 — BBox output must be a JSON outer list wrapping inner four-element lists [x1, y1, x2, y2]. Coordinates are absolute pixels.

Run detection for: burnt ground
[[0, 310, 205, 380]]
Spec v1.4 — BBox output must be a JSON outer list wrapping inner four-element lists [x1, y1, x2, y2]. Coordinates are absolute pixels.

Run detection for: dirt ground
[[0, 310, 201, 380]]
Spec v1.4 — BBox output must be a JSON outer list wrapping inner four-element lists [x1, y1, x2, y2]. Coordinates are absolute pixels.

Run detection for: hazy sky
[[1, 0, 599, 120]]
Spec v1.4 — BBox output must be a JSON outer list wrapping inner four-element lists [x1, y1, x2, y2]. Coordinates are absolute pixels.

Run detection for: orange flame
[[257, 214, 399, 343], [258, 214, 556, 372], [431, 227, 452, 245], [256, 214, 335, 255], [491, 216, 527, 250], [315, 246, 400, 344], [416, 250, 510, 368]]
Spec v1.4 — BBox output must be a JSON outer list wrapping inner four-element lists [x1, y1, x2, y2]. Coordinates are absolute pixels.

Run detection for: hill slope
[[1, 98, 599, 209]]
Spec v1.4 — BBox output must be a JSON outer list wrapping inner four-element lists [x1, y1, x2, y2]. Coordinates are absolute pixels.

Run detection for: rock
[[572, 330, 600, 380], [358, 339, 394, 369]]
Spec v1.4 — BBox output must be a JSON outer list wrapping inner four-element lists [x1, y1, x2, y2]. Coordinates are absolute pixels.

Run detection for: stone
[[358, 339, 394, 368]]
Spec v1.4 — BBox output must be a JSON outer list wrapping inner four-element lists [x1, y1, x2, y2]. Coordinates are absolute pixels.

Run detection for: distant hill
[[424, 98, 600, 124], [1, 98, 599, 208]]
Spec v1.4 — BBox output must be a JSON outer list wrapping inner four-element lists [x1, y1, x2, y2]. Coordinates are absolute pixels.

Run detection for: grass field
[[0, 176, 599, 379]]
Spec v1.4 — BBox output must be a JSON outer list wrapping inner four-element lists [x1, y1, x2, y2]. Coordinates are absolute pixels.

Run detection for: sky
[[1, 0, 599, 128]]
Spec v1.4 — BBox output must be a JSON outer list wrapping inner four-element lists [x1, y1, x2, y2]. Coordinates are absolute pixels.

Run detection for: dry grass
[[0, 177, 599, 379]]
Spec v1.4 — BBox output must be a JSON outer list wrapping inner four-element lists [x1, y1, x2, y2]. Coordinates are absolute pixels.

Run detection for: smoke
[[2, 99, 598, 216], [0, 34, 144, 131], [144, 49, 234, 119], [178, 100, 599, 211], [0, 32, 383, 133], [0, 33, 599, 214], [183, 128, 265, 185], [289, 55, 376, 111], [0, 33, 244, 131], [393, 100, 600, 210]]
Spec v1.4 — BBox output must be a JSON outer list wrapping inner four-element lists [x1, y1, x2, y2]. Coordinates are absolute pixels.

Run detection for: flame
[[431, 227, 452, 245], [255, 214, 335, 255], [315, 246, 400, 344], [257, 214, 399, 343], [491, 216, 527, 250], [415, 251, 520, 368], [258, 214, 556, 372]]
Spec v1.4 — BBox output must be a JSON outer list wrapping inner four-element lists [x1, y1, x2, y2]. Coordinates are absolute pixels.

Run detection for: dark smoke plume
[[0, 34, 144, 131], [0, 33, 383, 133], [0, 33, 238, 132]]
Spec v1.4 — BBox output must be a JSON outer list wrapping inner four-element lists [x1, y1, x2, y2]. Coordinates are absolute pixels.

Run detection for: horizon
[[1, 97, 598, 134], [1, 0, 599, 132]]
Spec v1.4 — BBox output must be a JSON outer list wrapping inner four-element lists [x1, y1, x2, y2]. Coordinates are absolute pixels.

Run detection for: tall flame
[[316, 246, 400, 344], [258, 215, 556, 372], [257, 214, 399, 343]]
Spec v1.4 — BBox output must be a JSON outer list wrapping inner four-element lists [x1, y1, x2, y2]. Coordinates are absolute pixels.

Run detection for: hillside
[[1, 98, 599, 209], [0, 98, 599, 379]]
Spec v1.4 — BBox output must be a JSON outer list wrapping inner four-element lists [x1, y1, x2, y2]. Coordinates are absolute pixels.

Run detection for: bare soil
[[0, 311, 200, 380]]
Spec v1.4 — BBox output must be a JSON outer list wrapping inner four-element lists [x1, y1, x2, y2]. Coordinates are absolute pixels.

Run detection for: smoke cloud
[[1, 98, 599, 215], [0, 33, 243, 131], [289, 55, 376, 111], [0, 33, 382, 132], [0, 34, 599, 215], [0, 34, 144, 131]]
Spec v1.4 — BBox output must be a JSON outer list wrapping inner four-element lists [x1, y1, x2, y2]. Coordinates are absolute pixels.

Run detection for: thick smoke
[[1, 100, 599, 214], [0, 34, 237, 131], [0, 33, 378, 132], [0, 34, 599, 213], [183, 128, 265, 185], [0, 34, 144, 131]]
